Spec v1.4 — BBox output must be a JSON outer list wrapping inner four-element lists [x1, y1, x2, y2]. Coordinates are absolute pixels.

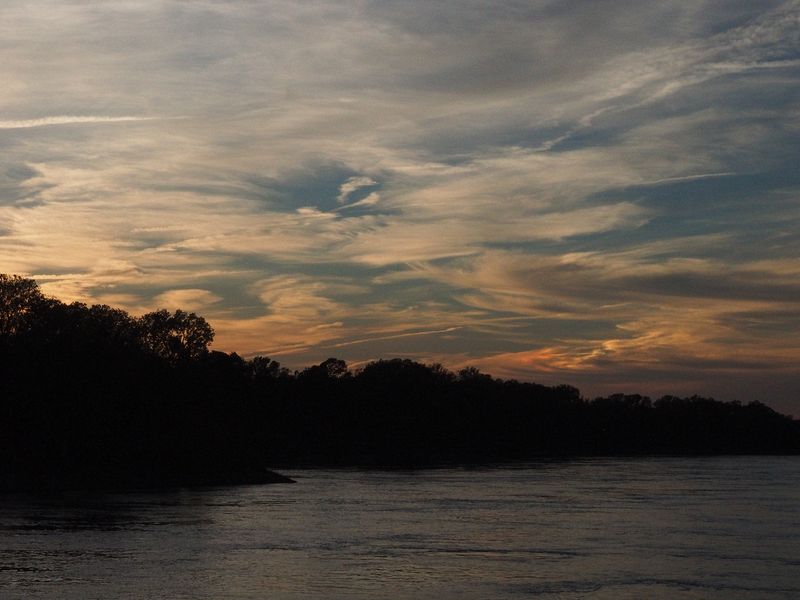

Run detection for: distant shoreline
[[2, 274, 798, 493]]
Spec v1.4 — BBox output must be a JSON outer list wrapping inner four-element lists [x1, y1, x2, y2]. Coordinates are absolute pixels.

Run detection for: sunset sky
[[1, 1, 799, 412]]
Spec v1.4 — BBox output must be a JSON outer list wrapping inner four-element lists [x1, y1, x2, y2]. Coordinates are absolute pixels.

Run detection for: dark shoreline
[[269, 450, 800, 470], [0, 468, 295, 494], [6, 454, 800, 493], [3, 275, 798, 494]]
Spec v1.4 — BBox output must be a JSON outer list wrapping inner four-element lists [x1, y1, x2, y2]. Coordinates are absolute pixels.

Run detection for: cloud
[[336, 192, 381, 211], [326, 326, 461, 349], [153, 289, 222, 312], [0, 116, 160, 129], [336, 176, 377, 203], [1, 0, 799, 409]]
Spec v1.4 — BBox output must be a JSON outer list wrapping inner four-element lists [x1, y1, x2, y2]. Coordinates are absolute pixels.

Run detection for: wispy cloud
[[326, 326, 461, 349], [336, 176, 376, 203], [1, 0, 799, 410], [0, 116, 160, 129]]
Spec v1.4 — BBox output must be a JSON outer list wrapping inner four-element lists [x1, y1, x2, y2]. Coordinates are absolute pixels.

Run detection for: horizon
[[7, 272, 798, 420], [2, 1, 799, 414]]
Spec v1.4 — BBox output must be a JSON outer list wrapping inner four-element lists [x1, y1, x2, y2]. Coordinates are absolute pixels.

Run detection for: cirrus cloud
[[1, 0, 799, 411]]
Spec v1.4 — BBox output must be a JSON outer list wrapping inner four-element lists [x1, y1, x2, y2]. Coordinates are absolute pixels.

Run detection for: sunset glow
[[2, 1, 799, 411]]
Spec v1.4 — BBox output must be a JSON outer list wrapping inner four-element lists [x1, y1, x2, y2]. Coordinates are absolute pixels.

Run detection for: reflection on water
[[1, 457, 799, 599]]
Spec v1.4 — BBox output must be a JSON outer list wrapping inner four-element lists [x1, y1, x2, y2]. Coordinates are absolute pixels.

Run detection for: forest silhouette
[[1, 274, 798, 491]]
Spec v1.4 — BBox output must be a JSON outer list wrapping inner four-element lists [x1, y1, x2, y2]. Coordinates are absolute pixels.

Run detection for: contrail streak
[[0, 116, 160, 129]]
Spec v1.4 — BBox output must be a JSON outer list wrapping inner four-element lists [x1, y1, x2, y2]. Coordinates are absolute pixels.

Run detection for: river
[[1, 456, 798, 599]]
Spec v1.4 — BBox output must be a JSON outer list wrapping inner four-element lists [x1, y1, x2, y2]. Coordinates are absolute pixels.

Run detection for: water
[[1, 456, 798, 599]]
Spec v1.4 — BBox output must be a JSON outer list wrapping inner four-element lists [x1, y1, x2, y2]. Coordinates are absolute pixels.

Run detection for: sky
[[1, 1, 799, 413]]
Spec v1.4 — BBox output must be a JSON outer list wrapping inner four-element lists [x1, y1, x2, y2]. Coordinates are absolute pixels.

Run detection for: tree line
[[1, 274, 798, 490]]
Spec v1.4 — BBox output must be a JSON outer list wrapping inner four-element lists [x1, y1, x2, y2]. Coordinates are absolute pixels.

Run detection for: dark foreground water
[[1, 457, 799, 599]]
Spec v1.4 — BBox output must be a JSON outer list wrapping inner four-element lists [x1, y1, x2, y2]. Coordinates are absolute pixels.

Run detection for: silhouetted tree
[[0, 273, 45, 337], [248, 355, 289, 381], [299, 357, 350, 382], [0, 273, 798, 491], [138, 308, 214, 363], [457, 366, 492, 382]]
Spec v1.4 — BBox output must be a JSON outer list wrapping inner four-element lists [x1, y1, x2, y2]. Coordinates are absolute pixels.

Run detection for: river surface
[[1, 456, 798, 599]]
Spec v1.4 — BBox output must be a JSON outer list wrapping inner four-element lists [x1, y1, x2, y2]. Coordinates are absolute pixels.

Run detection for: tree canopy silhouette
[[0, 273, 44, 337], [0, 274, 797, 490], [139, 308, 214, 363]]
